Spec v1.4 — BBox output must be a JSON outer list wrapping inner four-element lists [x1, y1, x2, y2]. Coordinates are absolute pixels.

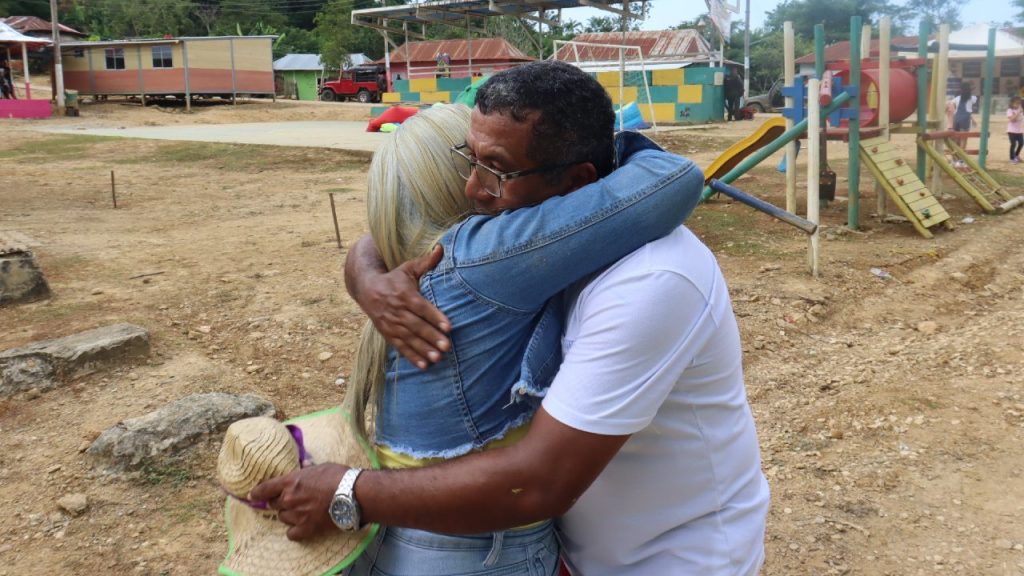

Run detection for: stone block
[[0, 250, 50, 305], [0, 323, 150, 396], [87, 393, 276, 471]]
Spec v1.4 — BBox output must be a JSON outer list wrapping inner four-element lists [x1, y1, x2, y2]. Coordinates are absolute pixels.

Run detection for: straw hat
[[217, 407, 378, 576]]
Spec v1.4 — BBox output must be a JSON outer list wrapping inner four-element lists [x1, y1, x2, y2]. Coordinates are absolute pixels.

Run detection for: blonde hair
[[346, 104, 473, 441]]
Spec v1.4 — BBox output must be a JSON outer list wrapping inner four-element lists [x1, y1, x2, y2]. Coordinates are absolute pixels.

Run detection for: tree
[[63, 0, 193, 39], [765, 0, 902, 42], [315, 0, 384, 71], [903, 0, 962, 32], [213, 0, 287, 36], [0, 0, 50, 18]]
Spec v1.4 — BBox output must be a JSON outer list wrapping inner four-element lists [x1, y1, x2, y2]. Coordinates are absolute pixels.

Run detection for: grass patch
[[690, 206, 786, 258], [0, 134, 120, 160], [139, 460, 195, 488], [120, 141, 369, 173], [989, 170, 1024, 188]]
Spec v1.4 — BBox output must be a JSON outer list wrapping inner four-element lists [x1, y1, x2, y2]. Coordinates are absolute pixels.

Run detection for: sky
[[564, 0, 1016, 33]]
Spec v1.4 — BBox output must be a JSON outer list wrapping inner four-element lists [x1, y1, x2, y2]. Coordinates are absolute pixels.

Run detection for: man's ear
[[562, 162, 598, 194]]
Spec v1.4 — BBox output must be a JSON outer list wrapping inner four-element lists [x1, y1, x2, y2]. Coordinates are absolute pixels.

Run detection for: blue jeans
[[345, 521, 559, 576]]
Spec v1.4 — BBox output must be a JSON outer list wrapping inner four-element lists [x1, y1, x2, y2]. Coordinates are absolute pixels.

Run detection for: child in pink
[[1008, 97, 1023, 164]]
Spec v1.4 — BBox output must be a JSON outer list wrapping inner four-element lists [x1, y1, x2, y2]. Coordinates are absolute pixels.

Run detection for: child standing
[[1008, 96, 1023, 164], [948, 83, 978, 168]]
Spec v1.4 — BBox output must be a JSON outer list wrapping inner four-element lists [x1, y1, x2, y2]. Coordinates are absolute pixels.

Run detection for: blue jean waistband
[[384, 519, 555, 551]]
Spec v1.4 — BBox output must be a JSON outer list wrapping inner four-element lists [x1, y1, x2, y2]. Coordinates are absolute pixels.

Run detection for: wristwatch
[[329, 468, 363, 531]]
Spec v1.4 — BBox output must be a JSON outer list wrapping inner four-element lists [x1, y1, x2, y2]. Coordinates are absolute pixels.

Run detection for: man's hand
[[249, 463, 348, 541], [345, 236, 451, 369]]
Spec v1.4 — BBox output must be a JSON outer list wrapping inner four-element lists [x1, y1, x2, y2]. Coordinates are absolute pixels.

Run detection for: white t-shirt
[[543, 226, 769, 576], [950, 94, 978, 114]]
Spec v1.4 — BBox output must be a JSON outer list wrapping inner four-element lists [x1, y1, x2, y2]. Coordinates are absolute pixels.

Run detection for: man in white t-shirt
[[546, 225, 768, 574], [260, 61, 768, 574]]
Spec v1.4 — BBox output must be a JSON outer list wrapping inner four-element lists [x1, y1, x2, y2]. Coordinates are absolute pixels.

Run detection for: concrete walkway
[[36, 121, 387, 152]]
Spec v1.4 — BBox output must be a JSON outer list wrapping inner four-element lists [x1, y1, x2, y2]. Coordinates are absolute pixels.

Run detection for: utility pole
[[50, 0, 65, 112], [743, 0, 750, 101]]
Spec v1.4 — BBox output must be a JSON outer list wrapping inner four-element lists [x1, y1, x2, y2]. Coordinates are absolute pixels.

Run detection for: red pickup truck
[[319, 65, 385, 103]]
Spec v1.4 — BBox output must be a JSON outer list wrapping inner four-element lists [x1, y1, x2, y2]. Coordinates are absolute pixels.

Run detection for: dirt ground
[[1, 96, 1023, 576]]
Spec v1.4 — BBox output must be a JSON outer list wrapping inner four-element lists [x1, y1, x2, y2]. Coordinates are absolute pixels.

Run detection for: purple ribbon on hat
[[224, 424, 312, 511]]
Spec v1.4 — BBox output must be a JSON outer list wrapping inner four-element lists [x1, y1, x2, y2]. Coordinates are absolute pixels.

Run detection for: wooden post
[[848, 16, 862, 230], [808, 77, 821, 277], [930, 25, 950, 197], [979, 27, 995, 169], [878, 16, 891, 216], [784, 21, 797, 213], [328, 192, 342, 249], [182, 40, 191, 113], [916, 21, 930, 181], [110, 170, 117, 208]]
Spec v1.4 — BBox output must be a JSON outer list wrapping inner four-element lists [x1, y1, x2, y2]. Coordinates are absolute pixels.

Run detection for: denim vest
[[375, 132, 705, 459]]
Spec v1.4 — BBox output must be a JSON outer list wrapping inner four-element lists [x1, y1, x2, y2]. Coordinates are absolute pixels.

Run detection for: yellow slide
[[704, 117, 788, 184]]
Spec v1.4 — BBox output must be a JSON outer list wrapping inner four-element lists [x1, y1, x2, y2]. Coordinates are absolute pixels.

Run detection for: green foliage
[[213, 0, 287, 36], [63, 0, 194, 39], [0, 0, 50, 18], [765, 0, 903, 42], [315, 0, 384, 72], [903, 0, 963, 31]]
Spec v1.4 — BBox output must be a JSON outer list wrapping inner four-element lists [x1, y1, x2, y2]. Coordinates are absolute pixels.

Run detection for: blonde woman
[[255, 67, 704, 574]]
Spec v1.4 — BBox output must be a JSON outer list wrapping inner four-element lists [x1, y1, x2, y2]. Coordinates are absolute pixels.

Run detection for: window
[[961, 61, 981, 78], [72, 48, 84, 58], [105, 48, 125, 70], [1001, 57, 1021, 77], [152, 45, 173, 68]]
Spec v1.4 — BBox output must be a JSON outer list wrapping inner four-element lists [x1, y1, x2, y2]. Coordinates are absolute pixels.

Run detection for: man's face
[[463, 107, 571, 215]]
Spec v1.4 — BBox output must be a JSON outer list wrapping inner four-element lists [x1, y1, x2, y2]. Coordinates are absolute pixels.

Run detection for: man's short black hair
[[475, 60, 616, 179]]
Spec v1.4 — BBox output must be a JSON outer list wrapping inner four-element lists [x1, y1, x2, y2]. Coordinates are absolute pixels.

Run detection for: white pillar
[[21, 43, 31, 99], [807, 77, 821, 278], [930, 25, 950, 197], [878, 16, 891, 216], [784, 21, 797, 213], [51, 0, 65, 110]]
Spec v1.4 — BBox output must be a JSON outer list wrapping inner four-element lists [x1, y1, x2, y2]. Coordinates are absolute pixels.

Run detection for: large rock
[[0, 249, 50, 305], [87, 393, 276, 471], [0, 323, 150, 397]]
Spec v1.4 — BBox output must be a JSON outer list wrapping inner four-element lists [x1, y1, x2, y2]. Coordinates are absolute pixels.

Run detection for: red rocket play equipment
[[832, 61, 921, 127]]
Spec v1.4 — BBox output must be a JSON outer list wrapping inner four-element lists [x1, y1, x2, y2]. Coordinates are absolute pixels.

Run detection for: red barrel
[[834, 67, 917, 126]]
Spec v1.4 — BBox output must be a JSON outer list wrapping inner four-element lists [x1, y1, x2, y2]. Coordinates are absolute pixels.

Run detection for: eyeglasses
[[449, 143, 578, 198]]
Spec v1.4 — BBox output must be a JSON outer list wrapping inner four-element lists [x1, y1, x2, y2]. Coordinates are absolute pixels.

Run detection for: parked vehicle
[[319, 65, 384, 103], [746, 78, 785, 113]]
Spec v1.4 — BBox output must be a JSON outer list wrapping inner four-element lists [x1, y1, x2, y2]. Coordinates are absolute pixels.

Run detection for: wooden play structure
[[700, 15, 1021, 276], [917, 131, 1024, 213]]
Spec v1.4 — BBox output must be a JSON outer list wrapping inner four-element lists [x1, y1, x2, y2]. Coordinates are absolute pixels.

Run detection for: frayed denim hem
[[375, 410, 535, 461]]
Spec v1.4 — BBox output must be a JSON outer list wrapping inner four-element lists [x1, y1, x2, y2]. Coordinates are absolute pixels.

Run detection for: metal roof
[[555, 30, 713, 62], [381, 38, 534, 64], [352, 1, 643, 37], [0, 21, 51, 44], [1, 16, 84, 37], [274, 54, 324, 71], [62, 35, 276, 48]]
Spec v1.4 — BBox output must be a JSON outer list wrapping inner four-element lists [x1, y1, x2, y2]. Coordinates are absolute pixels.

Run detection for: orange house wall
[[61, 68, 271, 95]]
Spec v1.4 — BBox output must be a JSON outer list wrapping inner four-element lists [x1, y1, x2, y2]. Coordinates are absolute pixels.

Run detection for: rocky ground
[[1, 97, 1022, 575]]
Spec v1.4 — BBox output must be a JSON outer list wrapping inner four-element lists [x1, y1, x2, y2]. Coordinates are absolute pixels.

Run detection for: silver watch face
[[330, 494, 359, 531]]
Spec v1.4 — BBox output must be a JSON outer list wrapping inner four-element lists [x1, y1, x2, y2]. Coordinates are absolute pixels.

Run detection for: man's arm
[[344, 234, 451, 369], [356, 408, 629, 533], [249, 409, 628, 539]]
